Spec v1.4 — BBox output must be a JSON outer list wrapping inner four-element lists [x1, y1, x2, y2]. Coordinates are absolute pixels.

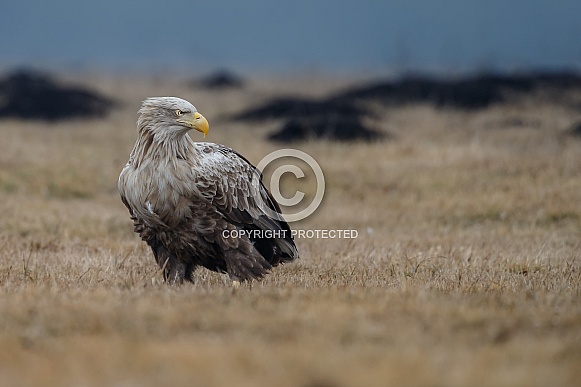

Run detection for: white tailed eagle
[[119, 97, 298, 285]]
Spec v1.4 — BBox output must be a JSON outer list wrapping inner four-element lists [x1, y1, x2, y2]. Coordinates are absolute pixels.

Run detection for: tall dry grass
[[0, 74, 580, 386]]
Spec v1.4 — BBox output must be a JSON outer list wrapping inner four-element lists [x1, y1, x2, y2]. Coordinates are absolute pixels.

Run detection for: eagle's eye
[[175, 109, 184, 117]]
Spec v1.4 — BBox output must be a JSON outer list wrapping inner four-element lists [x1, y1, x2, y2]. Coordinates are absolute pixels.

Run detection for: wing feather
[[192, 143, 298, 261]]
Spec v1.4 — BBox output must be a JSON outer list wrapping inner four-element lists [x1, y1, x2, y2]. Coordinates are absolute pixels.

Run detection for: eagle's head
[[138, 97, 209, 138]]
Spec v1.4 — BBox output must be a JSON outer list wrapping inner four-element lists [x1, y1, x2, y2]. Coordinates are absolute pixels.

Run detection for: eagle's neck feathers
[[131, 120, 196, 167]]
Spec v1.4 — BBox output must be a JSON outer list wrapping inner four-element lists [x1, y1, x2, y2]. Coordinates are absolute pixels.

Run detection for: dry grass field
[[0, 73, 580, 387]]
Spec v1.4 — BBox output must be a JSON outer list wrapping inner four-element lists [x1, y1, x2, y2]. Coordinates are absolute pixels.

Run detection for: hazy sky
[[1, 0, 580, 74]]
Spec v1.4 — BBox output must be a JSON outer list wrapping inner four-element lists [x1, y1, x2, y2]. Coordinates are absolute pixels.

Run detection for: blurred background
[[1, 3, 581, 385], [1, 0, 580, 75]]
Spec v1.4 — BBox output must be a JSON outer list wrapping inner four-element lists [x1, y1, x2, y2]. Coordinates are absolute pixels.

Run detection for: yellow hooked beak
[[191, 112, 209, 138], [179, 111, 209, 137]]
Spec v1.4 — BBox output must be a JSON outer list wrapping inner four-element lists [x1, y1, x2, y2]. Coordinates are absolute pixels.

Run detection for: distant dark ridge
[[231, 96, 371, 121], [193, 69, 245, 90], [568, 121, 581, 137], [332, 70, 581, 110], [268, 116, 385, 143], [0, 69, 117, 121], [234, 70, 581, 120]]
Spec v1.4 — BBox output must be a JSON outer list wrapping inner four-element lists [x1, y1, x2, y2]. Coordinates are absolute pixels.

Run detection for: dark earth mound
[[0, 69, 117, 121], [333, 70, 581, 110], [194, 70, 245, 90], [268, 116, 384, 143], [231, 96, 371, 121], [232, 96, 381, 142], [232, 70, 581, 142], [568, 121, 581, 137]]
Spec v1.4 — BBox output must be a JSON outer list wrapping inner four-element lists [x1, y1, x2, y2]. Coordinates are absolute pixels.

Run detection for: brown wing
[[192, 143, 298, 264]]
